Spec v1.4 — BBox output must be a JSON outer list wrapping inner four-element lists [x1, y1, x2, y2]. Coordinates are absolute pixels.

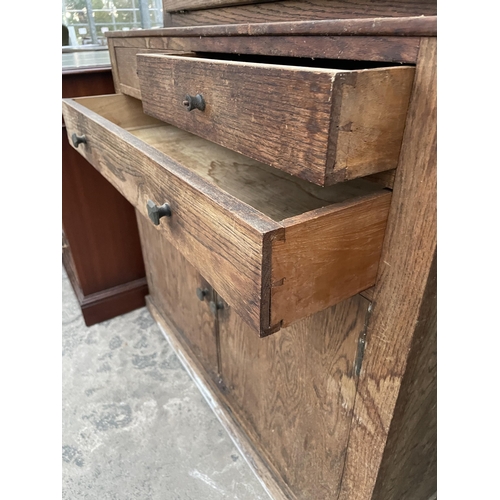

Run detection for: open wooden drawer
[[62, 93, 391, 336], [137, 53, 414, 186]]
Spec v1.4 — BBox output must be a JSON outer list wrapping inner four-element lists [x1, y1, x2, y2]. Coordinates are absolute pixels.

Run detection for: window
[[62, 0, 163, 46]]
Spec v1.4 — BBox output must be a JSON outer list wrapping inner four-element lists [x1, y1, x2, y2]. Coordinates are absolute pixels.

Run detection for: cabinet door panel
[[137, 211, 218, 377], [217, 295, 370, 499]]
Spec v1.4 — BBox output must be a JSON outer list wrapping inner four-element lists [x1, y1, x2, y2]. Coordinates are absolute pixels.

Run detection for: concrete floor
[[62, 267, 270, 500]]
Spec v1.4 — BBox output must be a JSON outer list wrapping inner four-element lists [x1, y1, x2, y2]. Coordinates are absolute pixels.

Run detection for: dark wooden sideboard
[[62, 60, 148, 326], [62, 2, 437, 498]]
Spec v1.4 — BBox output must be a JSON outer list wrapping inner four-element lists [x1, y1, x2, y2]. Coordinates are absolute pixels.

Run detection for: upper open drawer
[[62, 94, 391, 336], [136, 53, 414, 186]]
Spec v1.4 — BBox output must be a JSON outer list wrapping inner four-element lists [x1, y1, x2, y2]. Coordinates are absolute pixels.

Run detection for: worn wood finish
[[372, 252, 436, 500], [106, 15, 437, 37], [271, 193, 391, 328], [218, 294, 371, 499], [164, 1, 436, 24], [165, 0, 273, 11], [136, 211, 219, 377], [131, 125, 383, 221], [338, 37, 437, 500], [110, 33, 420, 63], [177, 35, 420, 63], [64, 95, 390, 336], [327, 66, 414, 182], [62, 93, 390, 335], [107, 38, 121, 94], [72, 11, 438, 500], [113, 46, 192, 99], [138, 54, 414, 185], [182, 35, 420, 63]]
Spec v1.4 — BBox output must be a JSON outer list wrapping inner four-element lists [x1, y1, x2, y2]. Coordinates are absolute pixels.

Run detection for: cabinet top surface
[[105, 15, 436, 39]]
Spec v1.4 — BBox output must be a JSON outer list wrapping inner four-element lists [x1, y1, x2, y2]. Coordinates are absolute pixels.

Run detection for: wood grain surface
[[164, 1, 435, 25], [372, 252, 436, 500], [137, 211, 219, 377], [138, 54, 413, 185], [105, 14, 437, 36], [62, 93, 389, 334], [327, 66, 414, 183], [165, 0, 273, 12], [62, 94, 281, 333], [218, 294, 371, 499], [337, 37, 437, 500], [271, 192, 391, 328], [113, 47, 193, 99], [112, 33, 420, 63], [131, 125, 382, 221]]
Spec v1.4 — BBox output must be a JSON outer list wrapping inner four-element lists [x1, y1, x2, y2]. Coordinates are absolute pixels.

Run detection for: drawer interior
[[79, 94, 386, 223]]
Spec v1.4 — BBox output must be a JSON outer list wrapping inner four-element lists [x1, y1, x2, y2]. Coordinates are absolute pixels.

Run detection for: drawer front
[[62, 94, 280, 334], [62, 94, 391, 336], [137, 54, 414, 186]]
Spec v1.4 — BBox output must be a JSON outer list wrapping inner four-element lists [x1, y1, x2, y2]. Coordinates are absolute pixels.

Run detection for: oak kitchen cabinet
[[62, 2, 436, 498]]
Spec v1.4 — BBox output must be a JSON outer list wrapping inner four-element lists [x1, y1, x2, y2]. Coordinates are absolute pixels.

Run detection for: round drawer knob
[[147, 200, 171, 226], [72, 133, 87, 148], [182, 94, 205, 112]]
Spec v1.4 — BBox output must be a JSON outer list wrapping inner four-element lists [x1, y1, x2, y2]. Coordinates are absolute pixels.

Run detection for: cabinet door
[[216, 293, 370, 500], [136, 211, 219, 378]]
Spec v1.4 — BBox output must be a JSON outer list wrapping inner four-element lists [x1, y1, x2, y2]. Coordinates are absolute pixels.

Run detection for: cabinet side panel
[[219, 295, 370, 499], [372, 252, 436, 500], [338, 37, 436, 500]]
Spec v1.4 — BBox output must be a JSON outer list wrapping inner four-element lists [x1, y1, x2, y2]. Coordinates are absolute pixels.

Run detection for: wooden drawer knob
[[182, 94, 205, 112], [71, 133, 87, 148], [146, 200, 171, 226]]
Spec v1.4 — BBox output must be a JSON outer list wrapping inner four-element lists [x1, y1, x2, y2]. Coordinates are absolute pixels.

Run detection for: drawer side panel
[[271, 192, 392, 327], [327, 66, 415, 183]]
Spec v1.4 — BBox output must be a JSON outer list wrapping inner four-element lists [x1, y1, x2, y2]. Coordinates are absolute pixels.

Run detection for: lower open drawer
[[62, 93, 391, 336]]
